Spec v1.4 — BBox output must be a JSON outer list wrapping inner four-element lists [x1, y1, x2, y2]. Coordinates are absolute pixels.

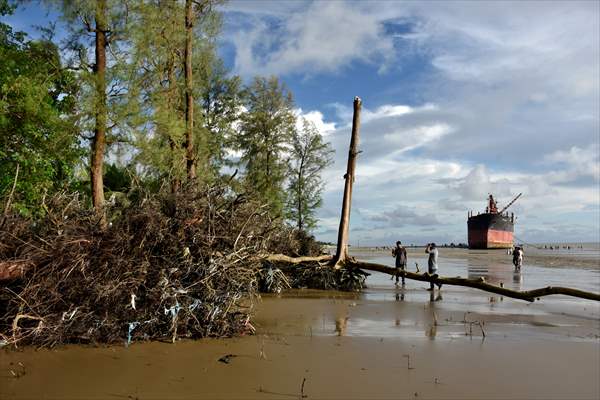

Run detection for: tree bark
[[333, 97, 361, 267], [167, 53, 180, 194], [184, 0, 196, 180], [91, 0, 107, 217]]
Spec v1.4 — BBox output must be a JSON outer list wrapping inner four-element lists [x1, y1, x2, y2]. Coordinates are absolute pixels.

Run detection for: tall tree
[[91, 0, 108, 210], [184, 0, 196, 180], [0, 2, 81, 215], [196, 56, 243, 181], [130, 0, 230, 189], [54, 0, 130, 213], [129, 0, 186, 192], [238, 76, 296, 214], [183, 0, 221, 181], [286, 118, 334, 231]]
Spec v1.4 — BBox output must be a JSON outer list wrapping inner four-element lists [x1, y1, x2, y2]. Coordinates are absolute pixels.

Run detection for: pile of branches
[[259, 262, 368, 293], [0, 187, 296, 347]]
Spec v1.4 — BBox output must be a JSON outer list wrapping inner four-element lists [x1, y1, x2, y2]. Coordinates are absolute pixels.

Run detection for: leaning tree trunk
[[184, 0, 196, 180], [91, 0, 107, 219], [333, 97, 362, 267]]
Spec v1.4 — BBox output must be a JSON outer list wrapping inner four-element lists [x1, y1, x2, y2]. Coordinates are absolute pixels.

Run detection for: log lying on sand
[[347, 259, 600, 302], [261, 254, 600, 303]]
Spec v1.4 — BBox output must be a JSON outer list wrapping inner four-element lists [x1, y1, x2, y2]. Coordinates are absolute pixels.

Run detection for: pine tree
[[52, 0, 130, 213], [286, 118, 334, 231], [238, 76, 296, 215], [128, 0, 186, 191]]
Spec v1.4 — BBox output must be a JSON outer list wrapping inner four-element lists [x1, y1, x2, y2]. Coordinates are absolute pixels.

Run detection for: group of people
[[391, 241, 438, 291], [391, 241, 526, 290]]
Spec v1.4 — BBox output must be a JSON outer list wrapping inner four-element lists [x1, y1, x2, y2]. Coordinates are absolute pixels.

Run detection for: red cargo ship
[[467, 193, 521, 249]]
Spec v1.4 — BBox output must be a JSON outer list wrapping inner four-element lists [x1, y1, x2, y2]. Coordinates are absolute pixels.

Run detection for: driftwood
[[349, 259, 600, 302]]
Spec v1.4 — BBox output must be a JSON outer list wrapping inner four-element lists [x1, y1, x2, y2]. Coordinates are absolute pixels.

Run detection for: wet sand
[[2, 248, 599, 399]]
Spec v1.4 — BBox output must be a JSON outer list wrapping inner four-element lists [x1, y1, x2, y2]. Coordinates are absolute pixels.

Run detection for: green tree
[[0, 3, 81, 215], [238, 76, 296, 215], [53, 0, 131, 213], [130, 0, 232, 189], [196, 57, 243, 182], [128, 0, 186, 191], [286, 118, 333, 231]]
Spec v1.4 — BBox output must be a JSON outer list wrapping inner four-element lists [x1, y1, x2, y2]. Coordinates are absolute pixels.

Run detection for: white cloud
[[294, 108, 336, 135], [226, 1, 396, 76], [383, 123, 454, 153]]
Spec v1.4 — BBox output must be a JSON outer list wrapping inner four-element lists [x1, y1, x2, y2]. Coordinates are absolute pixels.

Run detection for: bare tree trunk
[[167, 53, 180, 193], [184, 0, 196, 180], [91, 0, 107, 219], [333, 97, 361, 267]]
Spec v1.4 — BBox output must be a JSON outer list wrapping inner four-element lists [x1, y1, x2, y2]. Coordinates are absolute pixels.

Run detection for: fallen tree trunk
[[346, 259, 600, 302], [257, 254, 600, 302]]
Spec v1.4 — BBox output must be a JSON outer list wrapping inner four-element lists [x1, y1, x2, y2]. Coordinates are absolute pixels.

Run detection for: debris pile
[[0, 188, 293, 347], [260, 262, 368, 293]]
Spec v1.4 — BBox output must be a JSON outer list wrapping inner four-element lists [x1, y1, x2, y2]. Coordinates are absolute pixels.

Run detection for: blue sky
[[4, 0, 600, 245]]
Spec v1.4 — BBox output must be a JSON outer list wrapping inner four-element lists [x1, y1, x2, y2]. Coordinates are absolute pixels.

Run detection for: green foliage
[[0, 12, 81, 215], [196, 57, 243, 182], [286, 118, 334, 231], [129, 0, 239, 186], [238, 76, 296, 215], [104, 163, 132, 193]]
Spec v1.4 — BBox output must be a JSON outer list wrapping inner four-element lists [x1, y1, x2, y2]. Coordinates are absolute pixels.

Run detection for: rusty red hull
[[468, 213, 514, 249]]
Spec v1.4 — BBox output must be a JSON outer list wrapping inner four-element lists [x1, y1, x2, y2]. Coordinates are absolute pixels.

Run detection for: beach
[[2, 247, 599, 399]]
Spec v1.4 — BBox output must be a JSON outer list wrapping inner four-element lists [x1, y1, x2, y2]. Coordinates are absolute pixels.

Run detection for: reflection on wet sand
[[426, 291, 442, 339], [468, 260, 523, 291], [335, 315, 349, 336]]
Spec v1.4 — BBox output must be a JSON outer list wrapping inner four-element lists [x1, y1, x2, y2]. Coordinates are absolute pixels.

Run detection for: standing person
[[425, 243, 438, 291], [513, 246, 524, 271], [391, 241, 407, 285]]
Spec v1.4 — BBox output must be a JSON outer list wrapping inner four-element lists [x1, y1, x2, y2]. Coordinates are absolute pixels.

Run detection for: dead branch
[[1, 163, 19, 229], [264, 254, 332, 264], [347, 259, 600, 302]]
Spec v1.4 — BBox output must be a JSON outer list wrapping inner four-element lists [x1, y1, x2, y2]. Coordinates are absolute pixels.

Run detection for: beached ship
[[467, 193, 522, 249]]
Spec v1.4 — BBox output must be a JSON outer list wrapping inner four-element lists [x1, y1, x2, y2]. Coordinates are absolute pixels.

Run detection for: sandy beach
[[2, 247, 599, 399]]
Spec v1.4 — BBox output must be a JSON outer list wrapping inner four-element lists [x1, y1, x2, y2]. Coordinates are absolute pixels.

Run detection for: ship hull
[[468, 213, 514, 249]]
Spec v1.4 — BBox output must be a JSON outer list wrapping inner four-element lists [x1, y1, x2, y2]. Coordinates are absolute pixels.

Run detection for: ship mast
[[487, 194, 498, 214]]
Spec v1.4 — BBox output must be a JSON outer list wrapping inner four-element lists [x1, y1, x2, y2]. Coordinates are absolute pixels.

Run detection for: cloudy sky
[[6, 0, 600, 245]]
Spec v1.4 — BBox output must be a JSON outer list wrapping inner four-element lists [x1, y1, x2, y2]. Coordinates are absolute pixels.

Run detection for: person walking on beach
[[391, 241, 407, 285], [425, 243, 438, 291], [513, 246, 524, 271]]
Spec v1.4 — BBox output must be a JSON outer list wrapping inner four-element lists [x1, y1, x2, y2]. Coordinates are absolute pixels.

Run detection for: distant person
[[425, 243, 438, 291], [513, 246, 524, 271], [391, 241, 407, 285]]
